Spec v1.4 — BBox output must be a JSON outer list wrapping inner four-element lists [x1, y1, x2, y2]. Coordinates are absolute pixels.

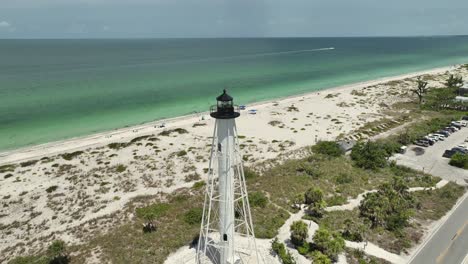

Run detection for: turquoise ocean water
[[1, 37, 468, 151]]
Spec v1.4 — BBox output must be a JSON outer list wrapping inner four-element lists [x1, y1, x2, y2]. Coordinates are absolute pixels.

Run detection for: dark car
[[443, 149, 456, 158], [445, 127, 456, 133], [421, 139, 434, 145], [452, 147, 468, 154], [437, 130, 450, 137], [451, 124, 462, 130], [463, 116, 468, 121]]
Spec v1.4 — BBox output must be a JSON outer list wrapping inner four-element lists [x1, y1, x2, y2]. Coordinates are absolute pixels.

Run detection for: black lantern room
[[210, 89, 240, 119]]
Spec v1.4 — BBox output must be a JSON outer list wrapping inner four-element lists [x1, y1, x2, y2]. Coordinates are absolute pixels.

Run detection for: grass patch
[[413, 182, 466, 221]]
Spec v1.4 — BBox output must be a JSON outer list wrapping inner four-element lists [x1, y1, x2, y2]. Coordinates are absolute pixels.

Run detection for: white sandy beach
[[1, 64, 467, 262]]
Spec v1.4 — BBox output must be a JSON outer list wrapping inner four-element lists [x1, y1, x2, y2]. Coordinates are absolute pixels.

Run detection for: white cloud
[[0, 21, 11, 28], [0, 21, 16, 32]]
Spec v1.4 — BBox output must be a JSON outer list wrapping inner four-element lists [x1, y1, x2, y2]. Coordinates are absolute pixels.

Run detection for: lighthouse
[[197, 90, 260, 264]]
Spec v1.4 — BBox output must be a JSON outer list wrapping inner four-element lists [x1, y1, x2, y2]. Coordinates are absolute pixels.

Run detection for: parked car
[[462, 116, 468, 121], [443, 149, 456, 158], [415, 140, 430, 147], [451, 123, 462, 130], [424, 136, 437, 143], [452, 147, 468, 154], [458, 120, 468, 127], [445, 127, 457, 133], [437, 130, 450, 137], [433, 133, 446, 140]]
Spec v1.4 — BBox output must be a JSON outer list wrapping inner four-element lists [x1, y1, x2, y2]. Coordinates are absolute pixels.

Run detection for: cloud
[[0, 21, 16, 32], [0, 21, 11, 28]]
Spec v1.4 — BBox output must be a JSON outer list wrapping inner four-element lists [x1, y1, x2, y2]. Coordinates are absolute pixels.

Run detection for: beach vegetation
[[115, 164, 127, 173], [20, 160, 38, 167], [183, 207, 203, 225], [184, 173, 200, 182], [304, 187, 326, 218], [192, 123, 206, 128], [268, 120, 282, 126], [271, 238, 296, 264], [0, 164, 16, 173], [290, 220, 309, 246], [312, 227, 345, 261], [158, 128, 188, 136], [449, 153, 468, 169], [350, 141, 390, 170], [248, 191, 268, 208], [47, 240, 69, 264], [311, 250, 332, 264], [4, 173, 13, 179], [107, 142, 130, 150], [8, 240, 69, 264], [176, 150, 187, 157], [445, 74, 464, 88], [192, 180, 205, 189], [286, 105, 299, 112], [412, 77, 429, 105], [311, 141, 343, 157], [130, 135, 153, 143], [60, 151, 84, 161], [359, 176, 415, 231], [46, 186, 58, 193]]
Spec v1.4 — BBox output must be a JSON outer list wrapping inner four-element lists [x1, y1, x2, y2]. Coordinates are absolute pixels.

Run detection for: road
[[409, 193, 468, 264]]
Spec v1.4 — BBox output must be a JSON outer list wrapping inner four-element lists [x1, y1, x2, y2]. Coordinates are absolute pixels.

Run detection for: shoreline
[[0, 64, 456, 165]]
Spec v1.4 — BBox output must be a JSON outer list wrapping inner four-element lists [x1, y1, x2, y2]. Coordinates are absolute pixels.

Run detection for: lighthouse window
[[223, 234, 228, 241], [218, 143, 222, 152]]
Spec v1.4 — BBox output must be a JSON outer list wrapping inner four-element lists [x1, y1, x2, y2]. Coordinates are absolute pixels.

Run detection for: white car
[[459, 121, 468, 127], [433, 134, 446, 140]]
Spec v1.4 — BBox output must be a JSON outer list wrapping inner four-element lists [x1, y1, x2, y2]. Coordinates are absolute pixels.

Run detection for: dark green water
[[1, 37, 468, 151]]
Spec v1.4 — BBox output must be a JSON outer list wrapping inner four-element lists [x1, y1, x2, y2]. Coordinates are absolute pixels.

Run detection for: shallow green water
[[1, 37, 468, 151]]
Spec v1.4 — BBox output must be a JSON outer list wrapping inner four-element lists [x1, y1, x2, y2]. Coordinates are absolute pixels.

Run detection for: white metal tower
[[197, 90, 261, 264]]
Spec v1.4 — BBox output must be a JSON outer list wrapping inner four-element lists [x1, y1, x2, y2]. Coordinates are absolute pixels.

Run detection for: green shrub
[[61, 151, 84, 161], [312, 141, 344, 157], [311, 250, 332, 264], [290, 220, 309, 247], [248, 192, 268, 208], [46, 186, 58, 193], [20, 160, 38, 167], [244, 168, 258, 179], [158, 128, 188, 136], [116, 164, 127, 172], [176, 150, 187, 157], [313, 227, 345, 261], [0, 164, 16, 173], [271, 238, 296, 264], [297, 242, 310, 255], [183, 208, 203, 225], [350, 141, 389, 170], [107, 142, 129, 150], [359, 177, 415, 231], [449, 153, 468, 169], [192, 181, 206, 189], [130, 135, 152, 143]]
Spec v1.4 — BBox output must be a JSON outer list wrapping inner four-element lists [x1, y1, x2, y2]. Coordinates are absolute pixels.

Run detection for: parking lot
[[392, 125, 468, 185]]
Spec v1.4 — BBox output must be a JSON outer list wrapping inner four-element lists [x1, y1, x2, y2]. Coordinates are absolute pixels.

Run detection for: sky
[[0, 0, 467, 38]]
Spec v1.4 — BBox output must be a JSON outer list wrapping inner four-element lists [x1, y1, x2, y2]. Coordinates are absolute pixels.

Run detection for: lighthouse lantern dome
[[210, 89, 240, 119]]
